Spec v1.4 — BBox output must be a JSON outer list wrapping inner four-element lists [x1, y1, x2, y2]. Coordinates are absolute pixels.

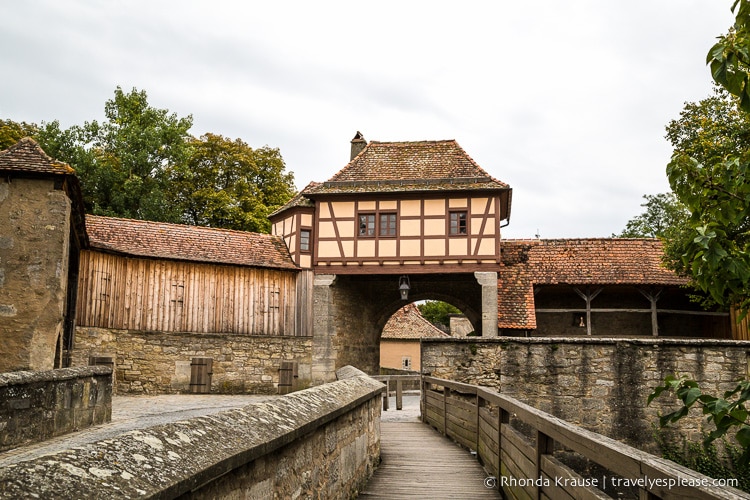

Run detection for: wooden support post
[[475, 393, 481, 453], [535, 431, 554, 500], [444, 387, 450, 437], [573, 287, 603, 336], [498, 408, 508, 489], [383, 379, 389, 411], [396, 379, 403, 410], [639, 288, 662, 337]]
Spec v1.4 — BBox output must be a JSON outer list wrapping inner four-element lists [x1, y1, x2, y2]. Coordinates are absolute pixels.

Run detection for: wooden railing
[[421, 376, 750, 500], [373, 374, 420, 411]]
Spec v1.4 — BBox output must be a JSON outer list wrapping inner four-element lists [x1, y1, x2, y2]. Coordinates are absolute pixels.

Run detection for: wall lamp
[[398, 275, 410, 301]]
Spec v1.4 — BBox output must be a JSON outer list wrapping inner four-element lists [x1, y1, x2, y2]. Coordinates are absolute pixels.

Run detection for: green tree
[[417, 301, 461, 330], [615, 193, 689, 239], [0, 119, 38, 149], [664, 1, 750, 315], [651, 0, 750, 466], [84, 86, 193, 221], [165, 133, 296, 233]]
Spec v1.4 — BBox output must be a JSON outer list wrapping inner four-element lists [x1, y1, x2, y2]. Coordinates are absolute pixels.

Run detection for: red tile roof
[[86, 215, 298, 270], [381, 303, 450, 340], [0, 137, 76, 175], [495, 238, 687, 329], [306, 140, 510, 195], [527, 238, 686, 285], [268, 181, 318, 219]]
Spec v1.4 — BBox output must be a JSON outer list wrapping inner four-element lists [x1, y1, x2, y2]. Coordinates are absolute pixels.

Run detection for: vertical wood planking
[[76, 251, 296, 336]]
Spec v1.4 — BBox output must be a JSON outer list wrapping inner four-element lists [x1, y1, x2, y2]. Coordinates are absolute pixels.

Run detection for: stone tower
[[0, 138, 87, 372]]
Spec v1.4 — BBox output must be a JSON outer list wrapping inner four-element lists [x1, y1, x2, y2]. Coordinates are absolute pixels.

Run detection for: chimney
[[350, 131, 366, 160]]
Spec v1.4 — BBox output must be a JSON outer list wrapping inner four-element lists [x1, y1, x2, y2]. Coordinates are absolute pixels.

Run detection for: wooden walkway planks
[[359, 422, 501, 499]]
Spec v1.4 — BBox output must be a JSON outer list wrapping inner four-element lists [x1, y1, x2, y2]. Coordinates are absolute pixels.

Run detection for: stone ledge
[[0, 366, 112, 388], [421, 336, 750, 347], [0, 368, 383, 499]]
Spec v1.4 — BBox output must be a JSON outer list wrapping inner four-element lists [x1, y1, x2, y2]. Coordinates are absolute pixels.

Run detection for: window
[[359, 214, 376, 236], [300, 229, 311, 252], [379, 213, 397, 236], [402, 356, 412, 370], [449, 211, 468, 235]]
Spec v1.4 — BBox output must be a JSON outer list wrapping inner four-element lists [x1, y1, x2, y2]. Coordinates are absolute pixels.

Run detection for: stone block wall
[[73, 327, 312, 394], [0, 178, 72, 372], [421, 337, 750, 452], [0, 366, 112, 452], [0, 367, 383, 499]]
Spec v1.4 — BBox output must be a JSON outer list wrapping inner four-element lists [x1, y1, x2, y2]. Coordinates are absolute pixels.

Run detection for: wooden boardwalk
[[359, 421, 501, 499]]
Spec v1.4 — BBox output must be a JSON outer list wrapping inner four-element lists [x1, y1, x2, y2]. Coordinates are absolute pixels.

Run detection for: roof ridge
[[0, 137, 75, 175], [87, 214, 278, 240]]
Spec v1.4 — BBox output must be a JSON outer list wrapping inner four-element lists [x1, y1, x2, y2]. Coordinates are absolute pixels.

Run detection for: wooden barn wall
[[76, 250, 299, 336]]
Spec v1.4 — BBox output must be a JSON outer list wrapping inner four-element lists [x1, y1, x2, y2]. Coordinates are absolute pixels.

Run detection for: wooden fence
[[76, 250, 298, 336], [421, 376, 749, 500]]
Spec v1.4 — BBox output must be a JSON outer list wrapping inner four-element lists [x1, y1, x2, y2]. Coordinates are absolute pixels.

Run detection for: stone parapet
[[0, 366, 112, 452], [0, 367, 383, 499], [421, 337, 750, 452]]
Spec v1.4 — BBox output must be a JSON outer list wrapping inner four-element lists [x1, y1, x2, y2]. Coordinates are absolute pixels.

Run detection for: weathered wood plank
[[360, 422, 500, 499]]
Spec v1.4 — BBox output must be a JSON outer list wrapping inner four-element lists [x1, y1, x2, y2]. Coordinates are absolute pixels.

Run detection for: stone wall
[[73, 327, 312, 394], [0, 366, 112, 452], [0, 367, 383, 499], [421, 337, 750, 452], [0, 178, 71, 372]]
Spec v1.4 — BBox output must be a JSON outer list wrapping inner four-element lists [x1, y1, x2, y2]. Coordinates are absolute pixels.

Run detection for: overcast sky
[[0, 1, 736, 238]]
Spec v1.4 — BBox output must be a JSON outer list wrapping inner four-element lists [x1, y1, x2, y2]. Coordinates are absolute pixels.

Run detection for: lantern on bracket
[[398, 275, 410, 301]]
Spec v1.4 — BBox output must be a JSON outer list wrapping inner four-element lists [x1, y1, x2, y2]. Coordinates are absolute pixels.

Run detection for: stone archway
[[311, 271, 496, 383]]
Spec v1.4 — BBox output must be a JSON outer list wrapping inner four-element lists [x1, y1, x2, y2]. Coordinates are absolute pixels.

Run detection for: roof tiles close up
[[0, 137, 76, 175], [86, 215, 298, 271], [381, 303, 450, 340]]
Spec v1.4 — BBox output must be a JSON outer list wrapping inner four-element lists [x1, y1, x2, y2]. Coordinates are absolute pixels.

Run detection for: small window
[[300, 229, 311, 252], [379, 213, 397, 236], [449, 211, 467, 235], [359, 214, 376, 237], [402, 356, 412, 370]]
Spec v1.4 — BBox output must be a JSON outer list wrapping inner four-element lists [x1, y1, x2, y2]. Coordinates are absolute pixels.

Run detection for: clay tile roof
[[268, 181, 319, 219], [86, 215, 298, 270], [382, 303, 451, 340], [0, 137, 76, 175], [527, 238, 686, 286], [306, 140, 510, 195]]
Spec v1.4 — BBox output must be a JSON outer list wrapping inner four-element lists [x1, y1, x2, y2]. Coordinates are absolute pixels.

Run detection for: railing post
[[475, 392, 481, 454], [382, 378, 389, 411], [498, 407, 508, 490], [421, 376, 427, 423], [443, 387, 450, 437], [396, 379, 403, 410], [535, 431, 554, 500]]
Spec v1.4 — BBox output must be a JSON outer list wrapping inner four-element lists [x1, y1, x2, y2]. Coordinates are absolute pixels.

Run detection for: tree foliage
[[615, 193, 689, 239], [649, 375, 750, 466], [417, 301, 461, 330], [2, 87, 295, 232], [650, 0, 750, 467], [165, 133, 296, 233], [664, 1, 750, 315]]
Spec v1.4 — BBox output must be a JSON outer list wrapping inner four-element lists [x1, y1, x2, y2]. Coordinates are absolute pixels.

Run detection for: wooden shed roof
[[86, 215, 298, 271]]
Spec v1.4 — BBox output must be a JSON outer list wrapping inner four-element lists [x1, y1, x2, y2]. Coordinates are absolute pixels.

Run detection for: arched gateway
[[270, 133, 511, 383]]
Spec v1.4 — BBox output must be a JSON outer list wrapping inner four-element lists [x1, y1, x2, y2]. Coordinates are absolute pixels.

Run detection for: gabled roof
[[268, 181, 318, 220], [381, 303, 450, 340], [0, 137, 88, 246], [0, 137, 75, 175], [86, 215, 298, 271], [305, 140, 510, 196]]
